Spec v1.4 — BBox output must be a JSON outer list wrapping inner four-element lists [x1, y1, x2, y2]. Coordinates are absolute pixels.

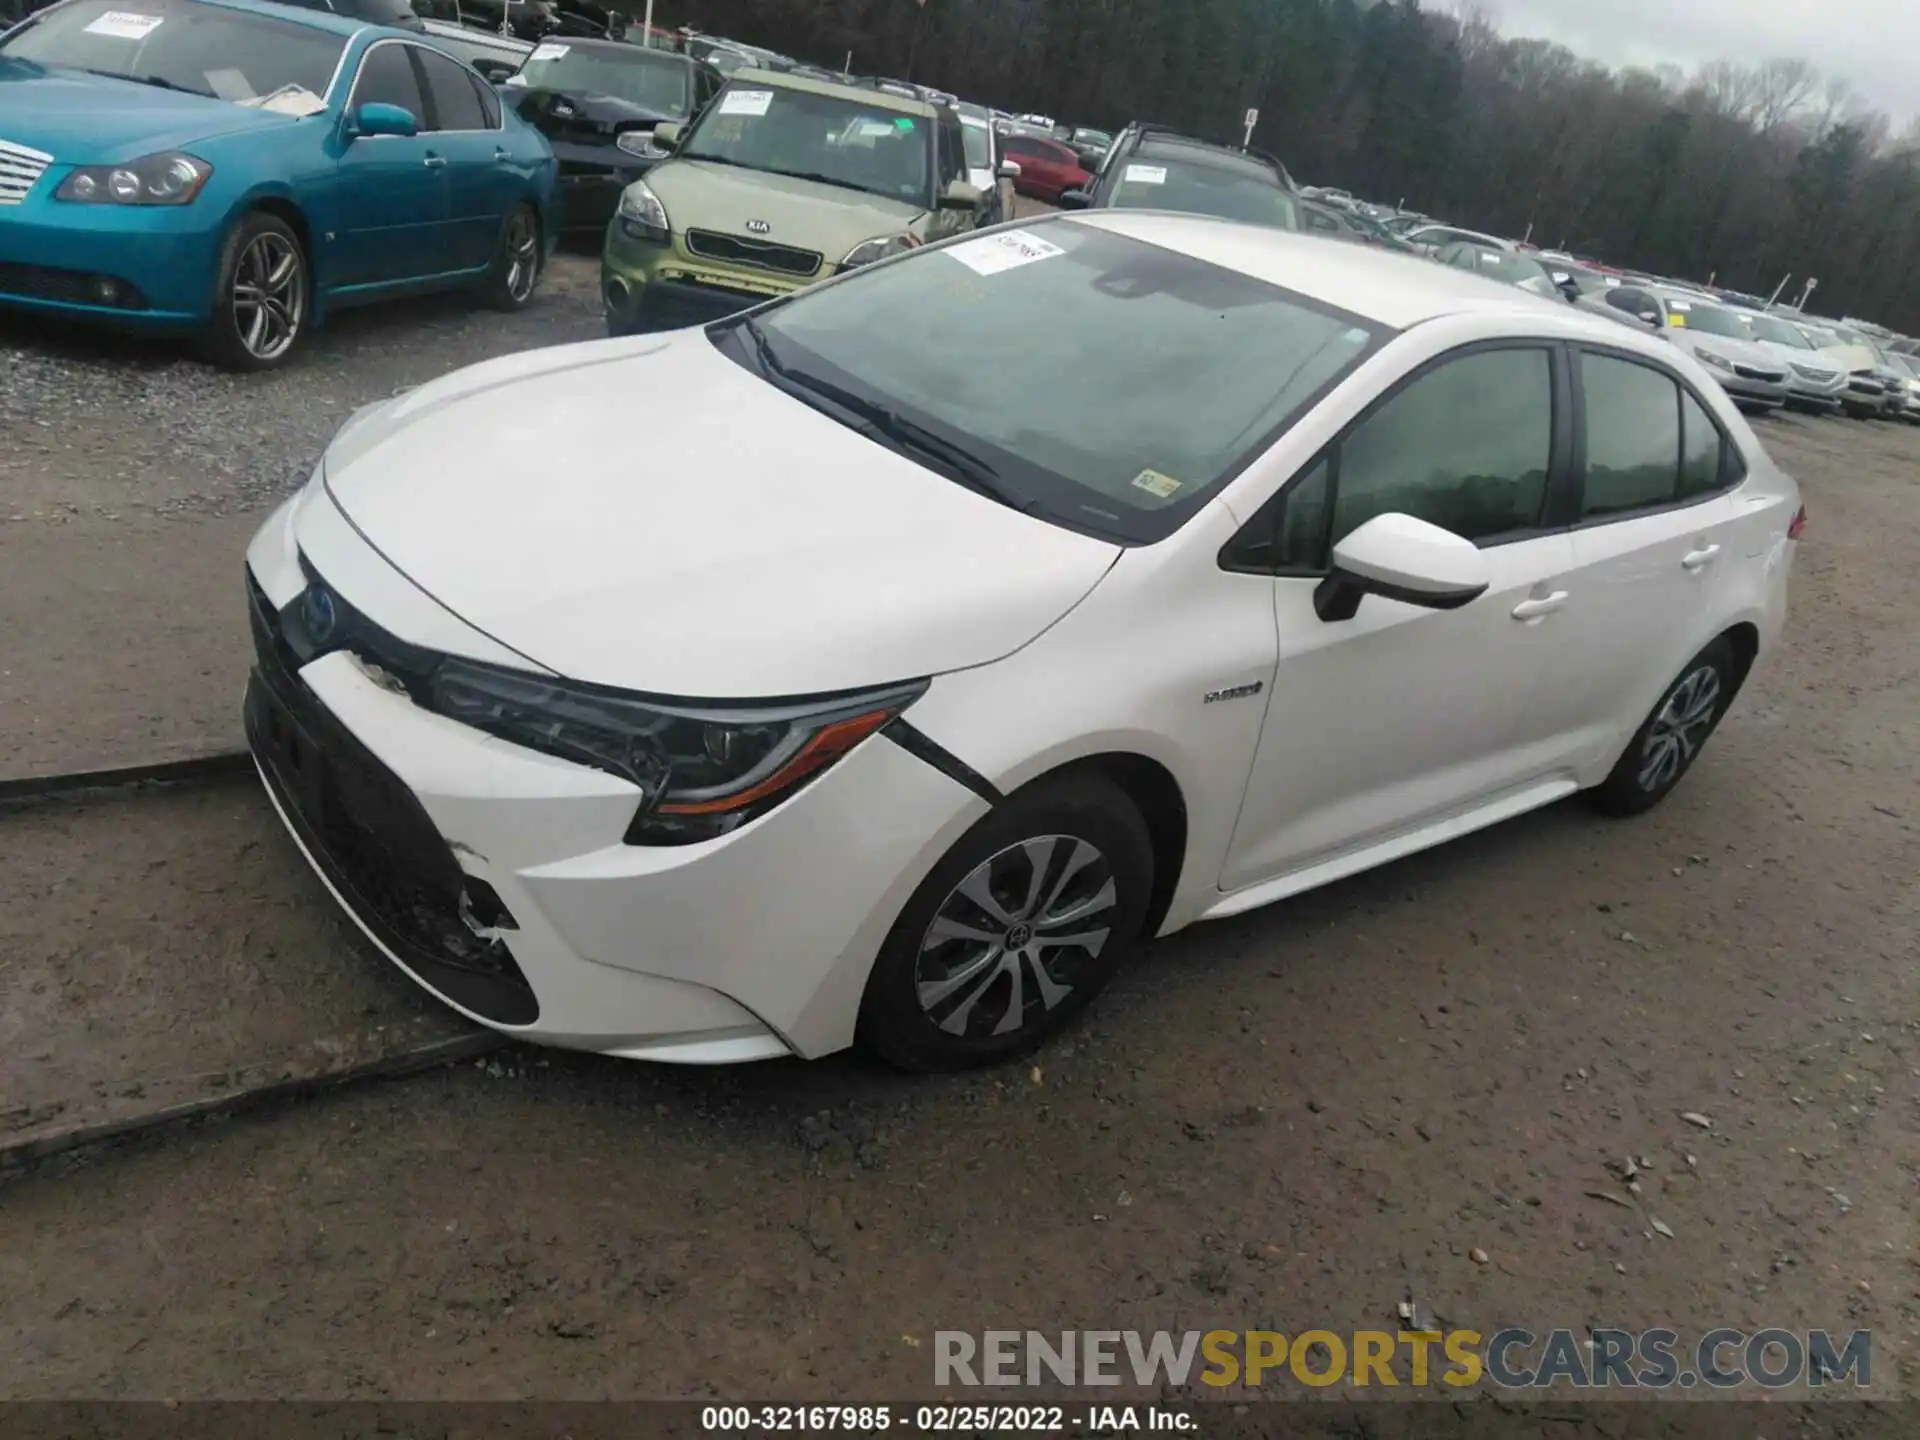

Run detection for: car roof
[[1133, 135, 1280, 181], [195, 0, 369, 38], [1066, 211, 1650, 333], [732, 66, 937, 116], [546, 36, 689, 61]]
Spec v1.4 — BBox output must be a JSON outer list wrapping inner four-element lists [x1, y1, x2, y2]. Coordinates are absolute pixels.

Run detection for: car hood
[[1671, 329, 1779, 369], [647, 158, 929, 256], [1814, 342, 1876, 372], [1760, 342, 1838, 375], [316, 331, 1121, 698], [0, 61, 295, 161], [506, 85, 680, 144]]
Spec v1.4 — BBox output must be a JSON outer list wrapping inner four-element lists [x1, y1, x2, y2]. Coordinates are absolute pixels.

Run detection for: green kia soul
[[602, 71, 985, 334]]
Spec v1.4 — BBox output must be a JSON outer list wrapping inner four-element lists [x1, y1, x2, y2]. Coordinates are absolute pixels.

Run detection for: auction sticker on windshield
[[83, 10, 164, 38], [528, 42, 569, 61], [1124, 164, 1168, 185], [1131, 468, 1183, 499], [719, 89, 774, 118], [944, 229, 1064, 277]]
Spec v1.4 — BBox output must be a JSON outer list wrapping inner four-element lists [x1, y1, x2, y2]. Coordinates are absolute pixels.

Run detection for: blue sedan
[[0, 0, 557, 369]]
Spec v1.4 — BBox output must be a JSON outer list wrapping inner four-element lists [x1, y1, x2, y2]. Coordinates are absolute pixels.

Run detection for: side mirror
[[471, 59, 517, 82], [995, 159, 1021, 180], [1313, 513, 1491, 622], [350, 101, 419, 139], [940, 179, 981, 211], [1056, 187, 1092, 210], [651, 120, 682, 152]]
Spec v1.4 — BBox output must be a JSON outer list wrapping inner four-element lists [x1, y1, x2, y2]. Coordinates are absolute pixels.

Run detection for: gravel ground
[[0, 255, 605, 774], [0, 265, 1916, 1409]]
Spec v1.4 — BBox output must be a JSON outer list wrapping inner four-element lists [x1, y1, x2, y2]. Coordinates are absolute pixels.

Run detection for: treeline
[[655, 0, 1920, 331]]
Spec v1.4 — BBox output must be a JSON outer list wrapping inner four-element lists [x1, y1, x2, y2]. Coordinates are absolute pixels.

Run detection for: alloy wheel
[[504, 210, 539, 303], [1638, 664, 1722, 792], [231, 232, 303, 362], [915, 835, 1117, 1039]]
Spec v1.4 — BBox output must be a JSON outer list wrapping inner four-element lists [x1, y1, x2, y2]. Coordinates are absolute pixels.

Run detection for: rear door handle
[[494, 147, 512, 162], [1511, 591, 1569, 621], [423, 153, 448, 169], [1682, 543, 1722, 570]]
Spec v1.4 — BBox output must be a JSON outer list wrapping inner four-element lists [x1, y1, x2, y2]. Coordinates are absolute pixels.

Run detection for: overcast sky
[[1477, 0, 1920, 120]]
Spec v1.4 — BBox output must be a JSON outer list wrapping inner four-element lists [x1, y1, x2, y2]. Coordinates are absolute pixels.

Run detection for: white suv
[[244, 214, 1802, 1071]]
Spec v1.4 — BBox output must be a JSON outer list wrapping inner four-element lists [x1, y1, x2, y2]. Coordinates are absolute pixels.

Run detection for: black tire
[[1587, 637, 1739, 817], [478, 202, 542, 312], [200, 211, 309, 373], [857, 772, 1154, 1072]]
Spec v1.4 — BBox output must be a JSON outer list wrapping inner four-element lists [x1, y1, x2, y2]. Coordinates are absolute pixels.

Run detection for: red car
[[998, 133, 1093, 204]]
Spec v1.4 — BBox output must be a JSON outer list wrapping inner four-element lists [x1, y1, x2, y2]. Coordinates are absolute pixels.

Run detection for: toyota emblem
[[745, 219, 771, 235]]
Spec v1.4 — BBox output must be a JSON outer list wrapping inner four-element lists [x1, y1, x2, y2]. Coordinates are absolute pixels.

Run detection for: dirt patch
[[0, 320, 1914, 1403], [0, 776, 477, 1154]]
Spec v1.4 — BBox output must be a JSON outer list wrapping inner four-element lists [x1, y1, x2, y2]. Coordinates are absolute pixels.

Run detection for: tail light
[[1787, 505, 1807, 540]]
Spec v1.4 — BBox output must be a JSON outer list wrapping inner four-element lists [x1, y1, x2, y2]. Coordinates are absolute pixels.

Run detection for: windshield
[[1744, 314, 1811, 349], [732, 220, 1382, 543], [681, 84, 932, 205], [511, 44, 689, 114], [0, 0, 344, 103], [1072, 128, 1111, 147], [1669, 300, 1748, 339], [1107, 158, 1299, 230], [959, 119, 990, 169]]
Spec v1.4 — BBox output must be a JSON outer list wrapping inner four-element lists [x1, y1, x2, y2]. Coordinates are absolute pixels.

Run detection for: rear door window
[[1579, 353, 1681, 517]]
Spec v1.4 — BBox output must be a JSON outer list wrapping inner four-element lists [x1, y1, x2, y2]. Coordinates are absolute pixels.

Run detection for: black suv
[[1059, 124, 1300, 230]]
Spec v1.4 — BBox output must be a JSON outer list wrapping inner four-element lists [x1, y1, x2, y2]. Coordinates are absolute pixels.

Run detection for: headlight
[[840, 233, 922, 269], [617, 178, 670, 242], [615, 129, 666, 160], [1697, 349, 1733, 373], [56, 152, 211, 206], [427, 659, 926, 844]]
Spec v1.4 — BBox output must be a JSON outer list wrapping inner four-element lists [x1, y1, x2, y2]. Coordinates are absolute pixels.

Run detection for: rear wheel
[[857, 774, 1153, 1072], [1588, 638, 1738, 816], [201, 212, 308, 372], [478, 203, 542, 311]]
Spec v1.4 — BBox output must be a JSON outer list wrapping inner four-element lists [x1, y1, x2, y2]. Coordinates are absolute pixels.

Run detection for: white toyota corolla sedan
[[244, 213, 1802, 1072]]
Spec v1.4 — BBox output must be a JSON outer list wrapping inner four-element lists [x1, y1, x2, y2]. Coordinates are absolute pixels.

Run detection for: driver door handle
[[1682, 543, 1722, 570], [1511, 591, 1569, 621], [423, 153, 448, 169], [494, 147, 512, 162]]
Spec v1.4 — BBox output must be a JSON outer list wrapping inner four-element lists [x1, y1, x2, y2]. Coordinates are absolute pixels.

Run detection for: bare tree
[[1694, 59, 1761, 119], [1750, 57, 1818, 132]]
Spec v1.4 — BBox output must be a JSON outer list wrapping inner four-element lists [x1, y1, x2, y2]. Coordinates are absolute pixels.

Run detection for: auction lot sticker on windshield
[[945, 229, 1064, 277], [1131, 468, 1183, 500], [1124, 164, 1168, 185], [528, 42, 569, 61], [719, 89, 774, 118], [84, 10, 164, 38]]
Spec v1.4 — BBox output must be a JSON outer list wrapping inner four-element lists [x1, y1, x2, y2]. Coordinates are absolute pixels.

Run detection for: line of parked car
[[7, 0, 1919, 410], [1306, 193, 1920, 426]]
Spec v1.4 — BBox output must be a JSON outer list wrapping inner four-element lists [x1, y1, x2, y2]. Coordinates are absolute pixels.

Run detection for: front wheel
[[478, 202, 542, 311], [1588, 638, 1738, 816], [201, 212, 308, 372], [857, 773, 1153, 1072]]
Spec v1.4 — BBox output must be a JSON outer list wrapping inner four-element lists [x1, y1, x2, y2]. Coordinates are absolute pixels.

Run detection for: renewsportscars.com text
[[934, 1328, 1871, 1390]]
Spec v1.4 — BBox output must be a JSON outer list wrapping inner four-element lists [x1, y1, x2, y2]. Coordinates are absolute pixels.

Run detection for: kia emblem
[[745, 219, 771, 234]]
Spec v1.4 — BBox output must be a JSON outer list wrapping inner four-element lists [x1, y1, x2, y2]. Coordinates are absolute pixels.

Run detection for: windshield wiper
[[737, 316, 789, 381], [676, 149, 751, 168], [759, 167, 888, 197], [78, 67, 208, 95], [734, 319, 1036, 514]]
